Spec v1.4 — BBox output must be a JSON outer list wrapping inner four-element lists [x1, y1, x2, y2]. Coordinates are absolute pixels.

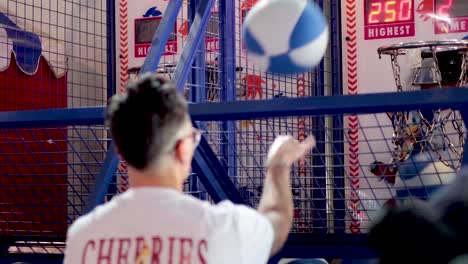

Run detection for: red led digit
[[368, 1, 383, 24], [384, 1, 397, 22], [437, 0, 453, 17], [399, 0, 412, 20]]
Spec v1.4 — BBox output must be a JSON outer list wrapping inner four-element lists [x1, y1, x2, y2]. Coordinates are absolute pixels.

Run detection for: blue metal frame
[[171, 0, 242, 204], [186, 89, 468, 120], [188, 0, 207, 103], [330, 0, 345, 232], [0, 254, 64, 264], [106, 0, 118, 203], [106, 0, 116, 98], [172, 0, 215, 91], [3, 89, 468, 127], [191, 129, 249, 204], [83, 144, 120, 214], [0, 107, 105, 129], [312, 0, 327, 232], [272, 234, 378, 259], [188, 0, 206, 196], [219, 0, 238, 182]]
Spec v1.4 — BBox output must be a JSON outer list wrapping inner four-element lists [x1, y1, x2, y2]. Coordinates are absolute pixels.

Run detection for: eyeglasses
[[167, 127, 203, 154], [191, 128, 203, 148], [179, 127, 203, 149]]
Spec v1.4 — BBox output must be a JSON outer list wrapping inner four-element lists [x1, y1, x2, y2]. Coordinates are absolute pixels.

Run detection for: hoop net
[[377, 40, 468, 170]]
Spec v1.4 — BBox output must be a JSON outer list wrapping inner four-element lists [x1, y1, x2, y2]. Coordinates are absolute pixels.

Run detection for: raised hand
[[266, 135, 316, 168]]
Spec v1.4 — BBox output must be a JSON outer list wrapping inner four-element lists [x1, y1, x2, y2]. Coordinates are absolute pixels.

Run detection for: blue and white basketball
[[242, 0, 329, 74]]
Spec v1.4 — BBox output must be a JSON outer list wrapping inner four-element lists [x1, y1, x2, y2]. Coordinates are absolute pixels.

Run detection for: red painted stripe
[[345, 0, 360, 234], [118, 0, 130, 192]]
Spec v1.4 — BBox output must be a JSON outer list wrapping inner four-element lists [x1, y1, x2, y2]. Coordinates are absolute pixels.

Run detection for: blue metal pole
[[3, 89, 468, 128], [0, 254, 64, 264], [188, 0, 207, 197], [106, 0, 118, 201], [188, 0, 207, 103], [84, 144, 120, 214], [219, 0, 238, 183], [106, 0, 116, 99], [311, 0, 327, 234], [172, 0, 216, 91], [273, 234, 378, 259], [191, 129, 249, 205], [170, 0, 242, 204], [330, 0, 346, 233]]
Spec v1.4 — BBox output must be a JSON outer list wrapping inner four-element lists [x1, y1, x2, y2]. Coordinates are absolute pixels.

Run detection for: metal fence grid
[[0, 1, 109, 109], [0, 125, 109, 254], [205, 109, 466, 234]]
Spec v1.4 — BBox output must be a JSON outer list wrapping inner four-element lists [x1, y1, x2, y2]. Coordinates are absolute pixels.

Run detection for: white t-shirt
[[64, 187, 274, 264]]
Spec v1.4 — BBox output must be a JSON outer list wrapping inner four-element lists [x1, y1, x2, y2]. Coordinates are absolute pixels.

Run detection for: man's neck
[[128, 166, 183, 192]]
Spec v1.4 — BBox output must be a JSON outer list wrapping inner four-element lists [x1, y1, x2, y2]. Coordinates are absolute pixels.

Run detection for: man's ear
[[174, 139, 192, 164]]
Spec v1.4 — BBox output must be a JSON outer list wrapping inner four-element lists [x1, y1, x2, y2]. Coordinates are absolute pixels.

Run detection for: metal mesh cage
[[0, 0, 110, 256], [3, 0, 468, 262]]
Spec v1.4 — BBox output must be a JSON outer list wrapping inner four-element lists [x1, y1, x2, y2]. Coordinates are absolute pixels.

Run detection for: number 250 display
[[366, 0, 413, 25]]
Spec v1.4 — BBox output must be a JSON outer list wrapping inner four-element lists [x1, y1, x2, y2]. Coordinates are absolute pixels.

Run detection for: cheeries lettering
[[81, 237, 207, 264]]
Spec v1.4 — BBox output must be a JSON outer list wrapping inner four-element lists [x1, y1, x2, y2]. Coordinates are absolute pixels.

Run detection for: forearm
[[258, 165, 294, 255]]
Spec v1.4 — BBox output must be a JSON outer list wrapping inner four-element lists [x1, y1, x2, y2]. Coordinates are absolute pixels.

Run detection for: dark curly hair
[[106, 74, 188, 170]]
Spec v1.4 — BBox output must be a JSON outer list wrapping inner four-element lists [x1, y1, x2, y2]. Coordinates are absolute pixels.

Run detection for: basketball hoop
[[378, 40, 468, 91], [377, 40, 468, 170], [126, 62, 178, 82]]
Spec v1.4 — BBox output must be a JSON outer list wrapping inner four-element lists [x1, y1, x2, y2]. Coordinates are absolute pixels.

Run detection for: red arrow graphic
[[347, 22, 356, 29], [348, 73, 357, 79], [347, 29, 357, 36], [346, 5, 355, 10]]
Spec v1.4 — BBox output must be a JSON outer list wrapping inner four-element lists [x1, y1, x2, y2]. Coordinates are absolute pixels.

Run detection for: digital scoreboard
[[364, 0, 415, 39], [134, 17, 177, 57], [365, 0, 413, 25], [434, 0, 468, 34], [435, 0, 468, 18]]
